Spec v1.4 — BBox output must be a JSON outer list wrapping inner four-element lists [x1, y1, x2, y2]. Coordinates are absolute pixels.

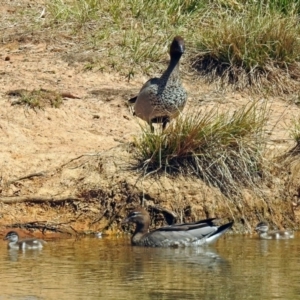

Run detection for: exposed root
[[7, 171, 47, 186], [0, 195, 81, 204], [7, 220, 78, 235]]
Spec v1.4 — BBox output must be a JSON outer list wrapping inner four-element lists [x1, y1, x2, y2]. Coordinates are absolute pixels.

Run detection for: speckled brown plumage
[[129, 36, 187, 131]]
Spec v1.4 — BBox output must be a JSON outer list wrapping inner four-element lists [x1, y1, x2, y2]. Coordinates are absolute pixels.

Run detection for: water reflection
[[122, 246, 230, 284], [6, 248, 44, 262], [0, 233, 299, 299]]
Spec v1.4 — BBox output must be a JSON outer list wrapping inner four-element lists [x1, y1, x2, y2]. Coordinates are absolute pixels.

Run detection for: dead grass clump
[[133, 101, 269, 196], [7, 89, 63, 109]]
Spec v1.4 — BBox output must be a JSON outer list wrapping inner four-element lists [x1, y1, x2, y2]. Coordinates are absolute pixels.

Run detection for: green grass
[[192, 3, 300, 93], [133, 101, 269, 196], [46, 0, 300, 93], [3, 0, 300, 93]]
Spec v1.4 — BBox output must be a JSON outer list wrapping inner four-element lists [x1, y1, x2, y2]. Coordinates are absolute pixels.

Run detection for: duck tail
[[205, 221, 234, 245], [128, 96, 137, 104]]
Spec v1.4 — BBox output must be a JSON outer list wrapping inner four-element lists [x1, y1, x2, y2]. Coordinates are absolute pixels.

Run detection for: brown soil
[[1, 1, 300, 239]]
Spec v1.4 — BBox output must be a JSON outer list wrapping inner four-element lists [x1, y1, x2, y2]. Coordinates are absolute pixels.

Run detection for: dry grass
[[2, 0, 300, 93], [191, 4, 300, 94], [285, 115, 300, 155], [133, 101, 270, 196]]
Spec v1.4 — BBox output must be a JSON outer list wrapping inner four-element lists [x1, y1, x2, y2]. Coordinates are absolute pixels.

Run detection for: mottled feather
[[129, 36, 187, 130]]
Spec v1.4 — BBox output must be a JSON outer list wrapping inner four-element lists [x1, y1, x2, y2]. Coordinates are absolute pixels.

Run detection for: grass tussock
[[192, 4, 300, 93], [133, 101, 269, 196], [7, 89, 63, 109]]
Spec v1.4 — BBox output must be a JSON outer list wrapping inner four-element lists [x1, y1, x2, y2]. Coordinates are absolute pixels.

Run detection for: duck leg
[[150, 116, 170, 132], [149, 122, 154, 132], [162, 117, 170, 130]]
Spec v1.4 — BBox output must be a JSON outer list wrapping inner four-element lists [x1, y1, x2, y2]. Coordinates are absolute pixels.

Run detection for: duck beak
[[178, 43, 185, 54]]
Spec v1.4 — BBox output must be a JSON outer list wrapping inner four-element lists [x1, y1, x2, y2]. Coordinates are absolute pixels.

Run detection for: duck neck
[[160, 55, 182, 84], [132, 222, 149, 244], [8, 241, 18, 249]]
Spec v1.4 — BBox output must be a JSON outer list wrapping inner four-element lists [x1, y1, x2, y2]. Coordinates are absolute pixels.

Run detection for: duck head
[[4, 231, 19, 242], [170, 36, 185, 59], [122, 207, 150, 226], [255, 221, 269, 233]]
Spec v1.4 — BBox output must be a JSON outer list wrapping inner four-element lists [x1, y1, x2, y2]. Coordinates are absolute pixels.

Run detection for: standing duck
[[129, 36, 187, 131], [3, 231, 47, 250], [122, 207, 234, 247], [255, 221, 294, 240]]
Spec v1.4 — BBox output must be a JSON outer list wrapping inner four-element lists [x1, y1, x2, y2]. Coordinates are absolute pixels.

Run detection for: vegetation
[[133, 101, 269, 196], [46, 0, 300, 92], [290, 116, 300, 145], [287, 115, 300, 155], [3, 0, 299, 93], [192, 4, 300, 93], [1, 0, 299, 230], [7, 89, 63, 109], [2, 0, 299, 195]]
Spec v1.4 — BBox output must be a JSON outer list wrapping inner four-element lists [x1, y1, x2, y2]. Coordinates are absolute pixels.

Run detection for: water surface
[[1, 233, 300, 299]]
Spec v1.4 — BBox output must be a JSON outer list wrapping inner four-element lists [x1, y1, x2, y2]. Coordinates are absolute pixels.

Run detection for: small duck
[[122, 207, 234, 247], [129, 36, 187, 131], [3, 231, 47, 250], [255, 221, 294, 240]]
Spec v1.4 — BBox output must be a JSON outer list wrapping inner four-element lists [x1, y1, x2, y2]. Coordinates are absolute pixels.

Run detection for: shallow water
[[1, 233, 300, 300]]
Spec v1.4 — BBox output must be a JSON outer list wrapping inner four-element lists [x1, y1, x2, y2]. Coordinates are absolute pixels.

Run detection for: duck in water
[[4, 231, 47, 250], [255, 221, 294, 239], [122, 207, 234, 247]]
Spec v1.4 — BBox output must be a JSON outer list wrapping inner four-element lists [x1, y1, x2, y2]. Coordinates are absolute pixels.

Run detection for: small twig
[[60, 153, 101, 169], [104, 202, 128, 230], [90, 209, 108, 225], [61, 92, 81, 99], [69, 225, 79, 234], [7, 171, 46, 186]]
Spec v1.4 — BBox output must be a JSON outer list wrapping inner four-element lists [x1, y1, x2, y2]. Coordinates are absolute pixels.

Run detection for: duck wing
[[128, 78, 160, 104], [156, 218, 218, 231], [21, 237, 47, 244], [142, 219, 233, 247]]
